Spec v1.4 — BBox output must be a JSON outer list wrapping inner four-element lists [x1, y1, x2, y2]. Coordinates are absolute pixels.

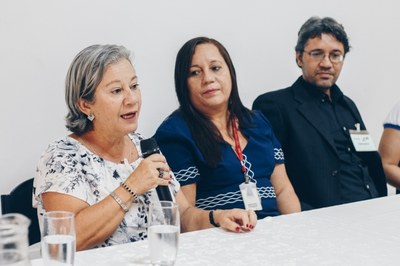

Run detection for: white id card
[[349, 129, 376, 152], [239, 182, 262, 211]]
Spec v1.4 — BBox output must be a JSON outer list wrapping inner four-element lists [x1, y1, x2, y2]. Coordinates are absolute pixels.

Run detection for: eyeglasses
[[303, 50, 344, 63]]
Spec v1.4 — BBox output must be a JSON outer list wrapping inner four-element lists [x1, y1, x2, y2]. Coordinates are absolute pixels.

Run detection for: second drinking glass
[[41, 211, 76, 266], [148, 201, 180, 266]]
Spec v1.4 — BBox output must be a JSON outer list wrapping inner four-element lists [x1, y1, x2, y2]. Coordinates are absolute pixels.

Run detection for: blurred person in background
[[379, 101, 400, 192]]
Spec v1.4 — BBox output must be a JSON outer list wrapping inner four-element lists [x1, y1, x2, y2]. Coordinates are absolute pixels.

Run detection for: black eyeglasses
[[303, 50, 344, 63]]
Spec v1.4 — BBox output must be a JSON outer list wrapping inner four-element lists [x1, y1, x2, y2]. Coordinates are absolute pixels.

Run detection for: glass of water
[[41, 211, 76, 266], [148, 201, 180, 266]]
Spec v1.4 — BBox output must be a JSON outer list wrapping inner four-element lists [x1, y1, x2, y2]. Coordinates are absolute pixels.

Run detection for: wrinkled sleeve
[[33, 142, 97, 208]]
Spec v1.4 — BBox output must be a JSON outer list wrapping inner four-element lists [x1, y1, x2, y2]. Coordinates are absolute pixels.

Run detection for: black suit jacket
[[253, 77, 387, 210]]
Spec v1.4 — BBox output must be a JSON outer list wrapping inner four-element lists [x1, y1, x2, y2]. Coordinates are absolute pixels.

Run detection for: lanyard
[[231, 118, 249, 183]]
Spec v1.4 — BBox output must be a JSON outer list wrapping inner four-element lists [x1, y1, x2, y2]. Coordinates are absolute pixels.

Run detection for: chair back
[[1, 178, 41, 245]]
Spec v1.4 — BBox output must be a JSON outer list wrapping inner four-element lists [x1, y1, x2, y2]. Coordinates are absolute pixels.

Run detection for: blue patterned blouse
[[154, 110, 284, 219]]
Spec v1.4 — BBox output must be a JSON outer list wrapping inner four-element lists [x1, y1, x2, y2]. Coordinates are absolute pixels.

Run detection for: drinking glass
[[0, 213, 31, 266], [41, 211, 76, 266], [148, 201, 180, 266]]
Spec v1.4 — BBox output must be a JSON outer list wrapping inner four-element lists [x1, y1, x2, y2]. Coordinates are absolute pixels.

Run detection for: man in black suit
[[252, 17, 387, 210]]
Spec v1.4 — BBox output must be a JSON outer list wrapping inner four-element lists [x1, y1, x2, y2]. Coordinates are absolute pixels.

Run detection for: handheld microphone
[[140, 138, 174, 202]]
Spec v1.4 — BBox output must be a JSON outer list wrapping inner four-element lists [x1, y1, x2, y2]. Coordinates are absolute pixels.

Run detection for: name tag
[[349, 129, 376, 152], [239, 182, 262, 211]]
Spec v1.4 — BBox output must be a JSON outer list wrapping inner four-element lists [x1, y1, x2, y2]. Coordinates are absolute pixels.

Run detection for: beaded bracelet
[[121, 182, 138, 201], [110, 191, 129, 213], [209, 210, 220, 227]]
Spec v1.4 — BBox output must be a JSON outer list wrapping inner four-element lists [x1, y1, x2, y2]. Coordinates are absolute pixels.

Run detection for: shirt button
[[366, 184, 370, 189], [321, 98, 325, 103], [343, 126, 347, 131], [347, 147, 351, 152], [332, 170, 338, 176]]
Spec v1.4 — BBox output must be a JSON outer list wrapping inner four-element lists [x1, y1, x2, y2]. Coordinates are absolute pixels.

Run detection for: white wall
[[1, 0, 399, 195]]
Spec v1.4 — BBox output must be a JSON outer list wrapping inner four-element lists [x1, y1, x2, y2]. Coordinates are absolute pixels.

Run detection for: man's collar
[[299, 77, 343, 103]]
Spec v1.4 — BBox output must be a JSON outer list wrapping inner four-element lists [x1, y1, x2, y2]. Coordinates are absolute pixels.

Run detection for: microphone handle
[[156, 185, 173, 201], [143, 148, 174, 202]]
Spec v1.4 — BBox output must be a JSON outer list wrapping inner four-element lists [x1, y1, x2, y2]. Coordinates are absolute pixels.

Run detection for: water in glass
[[42, 235, 75, 265], [148, 225, 179, 266], [148, 201, 180, 266]]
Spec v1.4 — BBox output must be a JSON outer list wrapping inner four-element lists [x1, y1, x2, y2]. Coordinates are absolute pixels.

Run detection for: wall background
[[1, 0, 398, 195]]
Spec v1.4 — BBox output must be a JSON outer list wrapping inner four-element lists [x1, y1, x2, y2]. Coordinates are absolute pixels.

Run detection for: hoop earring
[[87, 113, 95, 121]]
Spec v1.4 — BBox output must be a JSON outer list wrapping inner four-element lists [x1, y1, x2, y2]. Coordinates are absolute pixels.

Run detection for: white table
[[31, 195, 400, 265]]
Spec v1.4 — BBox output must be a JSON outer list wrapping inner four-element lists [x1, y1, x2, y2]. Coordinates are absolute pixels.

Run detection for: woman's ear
[[77, 98, 92, 116]]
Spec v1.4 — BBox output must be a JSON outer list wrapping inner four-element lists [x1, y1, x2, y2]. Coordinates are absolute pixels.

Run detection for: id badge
[[349, 129, 376, 152], [239, 182, 262, 211]]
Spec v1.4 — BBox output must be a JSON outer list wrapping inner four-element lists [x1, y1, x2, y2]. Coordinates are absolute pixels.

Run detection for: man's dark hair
[[295, 16, 351, 54]]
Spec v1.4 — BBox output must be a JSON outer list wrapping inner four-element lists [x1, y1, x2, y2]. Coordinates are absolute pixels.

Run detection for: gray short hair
[[65, 44, 131, 134]]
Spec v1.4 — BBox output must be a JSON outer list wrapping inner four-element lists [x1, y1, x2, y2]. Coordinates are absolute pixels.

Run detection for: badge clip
[[244, 173, 250, 184], [355, 123, 360, 132]]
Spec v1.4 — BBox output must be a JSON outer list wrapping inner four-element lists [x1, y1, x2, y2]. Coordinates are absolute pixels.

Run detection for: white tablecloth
[[31, 195, 400, 265]]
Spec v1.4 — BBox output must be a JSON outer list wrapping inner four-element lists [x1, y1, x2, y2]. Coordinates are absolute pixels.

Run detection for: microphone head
[[140, 138, 160, 158]]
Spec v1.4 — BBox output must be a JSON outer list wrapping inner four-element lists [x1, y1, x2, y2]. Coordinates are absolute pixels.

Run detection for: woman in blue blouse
[[154, 37, 300, 219]]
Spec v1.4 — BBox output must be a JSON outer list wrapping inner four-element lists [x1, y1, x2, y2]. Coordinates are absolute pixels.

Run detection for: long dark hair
[[174, 37, 252, 167]]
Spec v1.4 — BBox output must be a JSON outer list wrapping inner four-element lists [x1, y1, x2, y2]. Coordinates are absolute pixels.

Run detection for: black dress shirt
[[311, 83, 379, 203]]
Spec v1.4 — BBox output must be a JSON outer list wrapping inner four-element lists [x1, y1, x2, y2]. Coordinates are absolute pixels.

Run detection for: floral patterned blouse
[[33, 132, 179, 248]]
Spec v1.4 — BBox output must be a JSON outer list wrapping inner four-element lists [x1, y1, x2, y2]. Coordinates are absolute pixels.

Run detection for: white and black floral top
[[33, 132, 180, 248]]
